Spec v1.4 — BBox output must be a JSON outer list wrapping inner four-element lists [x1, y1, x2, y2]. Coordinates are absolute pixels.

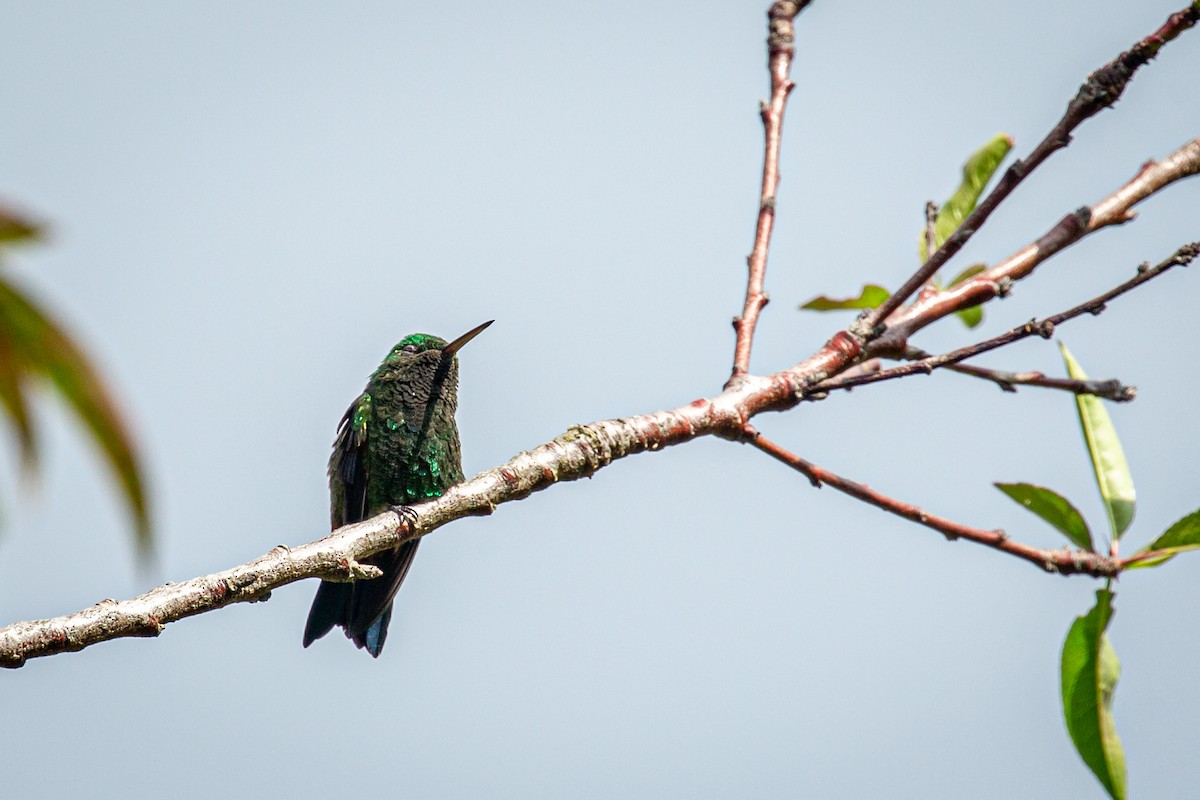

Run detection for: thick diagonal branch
[[0, 371, 804, 668]]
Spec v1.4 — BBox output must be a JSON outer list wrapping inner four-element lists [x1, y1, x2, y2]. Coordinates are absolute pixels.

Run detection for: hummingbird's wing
[[331, 391, 420, 655], [304, 393, 419, 656], [330, 396, 370, 528], [302, 396, 371, 648]]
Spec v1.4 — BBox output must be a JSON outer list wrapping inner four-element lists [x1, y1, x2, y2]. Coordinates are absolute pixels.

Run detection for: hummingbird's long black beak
[[442, 319, 494, 356]]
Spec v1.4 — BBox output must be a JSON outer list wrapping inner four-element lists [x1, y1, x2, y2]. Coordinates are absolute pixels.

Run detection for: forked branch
[[864, 2, 1200, 331], [816, 243, 1200, 396]]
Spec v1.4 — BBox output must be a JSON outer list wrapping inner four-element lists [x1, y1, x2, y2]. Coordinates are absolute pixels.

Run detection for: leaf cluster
[[0, 206, 150, 554]]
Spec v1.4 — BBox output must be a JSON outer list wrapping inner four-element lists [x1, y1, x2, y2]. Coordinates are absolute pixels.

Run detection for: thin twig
[[816, 243, 1199, 395], [923, 201, 939, 260], [743, 426, 1118, 576], [917, 201, 942, 300], [728, 1, 813, 386], [1118, 549, 1189, 569], [916, 351, 1137, 401], [862, 2, 1200, 333]]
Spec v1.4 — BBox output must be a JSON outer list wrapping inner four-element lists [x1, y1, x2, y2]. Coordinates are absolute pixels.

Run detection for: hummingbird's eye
[[401, 344, 419, 354]]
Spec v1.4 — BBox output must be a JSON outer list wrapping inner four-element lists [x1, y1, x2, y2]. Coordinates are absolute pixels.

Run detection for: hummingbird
[[302, 320, 493, 657]]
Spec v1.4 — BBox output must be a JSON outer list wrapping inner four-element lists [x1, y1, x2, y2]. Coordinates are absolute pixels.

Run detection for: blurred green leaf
[[946, 264, 987, 328], [1059, 343, 1135, 541], [0, 206, 43, 245], [0, 276, 151, 555], [918, 132, 1013, 261], [0, 335, 37, 470], [946, 263, 988, 288], [954, 304, 984, 329], [995, 482, 1094, 551], [800, 284, 890, 312], [1061, 588, 1125, 800], [1126, 508, 1200, 569]]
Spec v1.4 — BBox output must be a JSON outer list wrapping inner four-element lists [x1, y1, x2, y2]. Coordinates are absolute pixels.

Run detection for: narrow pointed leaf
[[994, 482, 1094, 551], [1126, 508, 1200, 569], [1061, 588, 1125, 800], [800, 284, 890, 312], [0, 277, 150, 554], [0, 335, 37, 470], [1059, 343, 1135, 540], [918, 133, 1013, 261], [0, 206, 43, 245]]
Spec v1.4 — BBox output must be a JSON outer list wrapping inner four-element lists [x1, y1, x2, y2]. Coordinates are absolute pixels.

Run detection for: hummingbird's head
[[373, 334, 450, 383], [389, 333, 447, 359], [374, 321, 493, 379]]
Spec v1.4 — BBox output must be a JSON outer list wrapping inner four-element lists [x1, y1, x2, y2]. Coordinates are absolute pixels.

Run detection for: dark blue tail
[[361, 606, 393, 657], [303, 579, 395, 658], [302, 581, 350, 648]]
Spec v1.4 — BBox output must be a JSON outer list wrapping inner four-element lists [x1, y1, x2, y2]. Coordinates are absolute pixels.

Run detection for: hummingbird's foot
[[390, 504, 420, 531]]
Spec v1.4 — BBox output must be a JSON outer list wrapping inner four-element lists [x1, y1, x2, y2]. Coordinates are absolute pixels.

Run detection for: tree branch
[[870, 137, 1200, 355], [815, 242, 1199, 396], [863, 1, 1200, 331], [0, 372, 813, 667], [936, 360, 1136, 401], [728, 1, 813, 386], [2, 3, 1196, 669], [742, 426, 1120, 577]]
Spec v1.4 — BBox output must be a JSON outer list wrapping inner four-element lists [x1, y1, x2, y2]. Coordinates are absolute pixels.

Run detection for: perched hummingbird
[[303, 320, 492, 657]]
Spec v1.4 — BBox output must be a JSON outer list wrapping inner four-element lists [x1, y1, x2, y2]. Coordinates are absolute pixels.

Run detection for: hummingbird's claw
[[390, 505, 420, 531]]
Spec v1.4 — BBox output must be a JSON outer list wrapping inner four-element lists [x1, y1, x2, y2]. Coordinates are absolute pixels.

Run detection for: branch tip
[[863, 4, 1200, 330], [814, 241, 1193, 398], [729, 0, 810, 382]]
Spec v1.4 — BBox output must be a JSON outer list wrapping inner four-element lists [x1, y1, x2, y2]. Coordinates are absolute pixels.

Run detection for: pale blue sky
[[2, 2, 1199, 798]]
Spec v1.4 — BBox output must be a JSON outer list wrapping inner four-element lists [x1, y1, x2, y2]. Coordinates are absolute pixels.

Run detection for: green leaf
[[0, 276, 151, 555], [1126, 508, 1200, 569], [1059, 343, 1135, 540], [947, 265, 987, 328], [954, 305, 984, 329], [0, 334, 37, 470], [946, 263, 988, 288], [799, 284, 890, 311], [0, 206, 43, 245], [918, 133, 1013, 261], [1061, 589, 1125, 800], [994, 482, 1094, 551]]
